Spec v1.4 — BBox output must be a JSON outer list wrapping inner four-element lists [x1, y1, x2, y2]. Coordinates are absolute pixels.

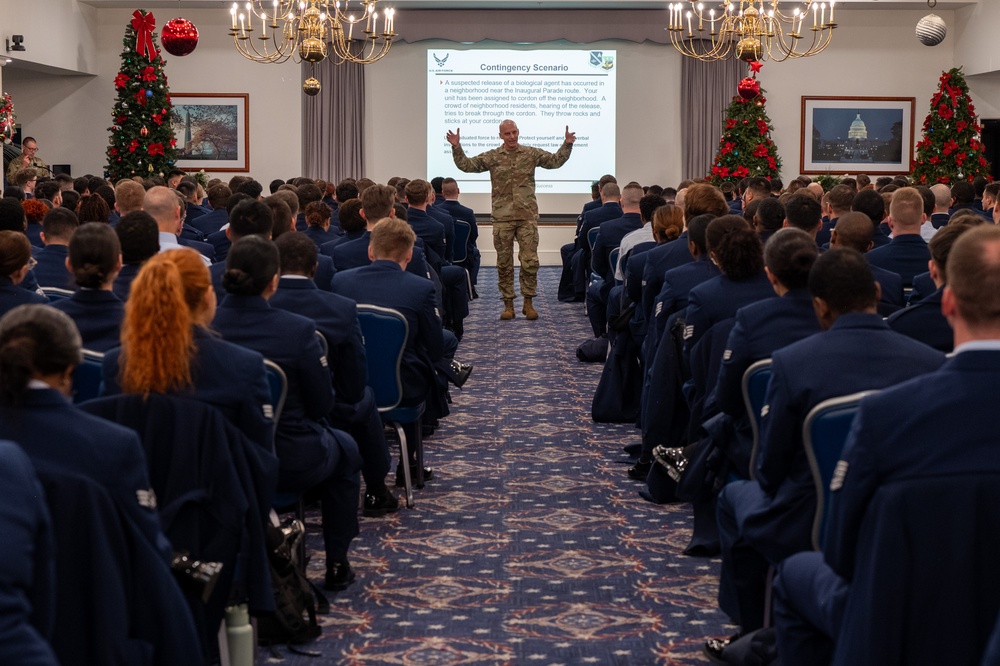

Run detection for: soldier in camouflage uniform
[[447, 119, 575, 320]]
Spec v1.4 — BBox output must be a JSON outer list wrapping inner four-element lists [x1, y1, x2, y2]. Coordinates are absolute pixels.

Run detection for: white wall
[[0, 0, 101, 74], [757, 8, 957, 182], [3, 6, 303, 180]]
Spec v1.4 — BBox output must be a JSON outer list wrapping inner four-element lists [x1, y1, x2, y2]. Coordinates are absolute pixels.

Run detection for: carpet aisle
[[273, 266, 732, 665]]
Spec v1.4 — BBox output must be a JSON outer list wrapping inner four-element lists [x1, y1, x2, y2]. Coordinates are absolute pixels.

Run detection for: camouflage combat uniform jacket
[[451, 141, 573, 222]]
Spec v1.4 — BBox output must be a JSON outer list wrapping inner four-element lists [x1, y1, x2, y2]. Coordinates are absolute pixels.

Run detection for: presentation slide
[[427, 49, 617, 195]]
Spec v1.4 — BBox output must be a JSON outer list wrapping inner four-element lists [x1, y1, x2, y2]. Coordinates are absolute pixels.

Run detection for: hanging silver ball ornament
[[916, 14, 947, 46], [303, 77, 321, 96]]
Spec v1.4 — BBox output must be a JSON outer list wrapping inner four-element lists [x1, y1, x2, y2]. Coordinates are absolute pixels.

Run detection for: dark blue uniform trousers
[[772, 551, 848, 666]]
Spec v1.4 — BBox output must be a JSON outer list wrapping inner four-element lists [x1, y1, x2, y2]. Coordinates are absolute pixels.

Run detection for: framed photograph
[[800, 97, 915, 175], [171, 93, 249, 172]]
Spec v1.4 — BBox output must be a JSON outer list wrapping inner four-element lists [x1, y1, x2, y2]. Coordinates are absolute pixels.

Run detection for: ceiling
[[78, 0, 976, 9]]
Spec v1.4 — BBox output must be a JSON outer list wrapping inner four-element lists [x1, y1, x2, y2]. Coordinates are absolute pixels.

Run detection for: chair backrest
[[803, 391, 872, 550], [452, 220, 471, 263], [608, 247, 621, 282], [40, 286, 74, 302], [72, 348, 105, 404], [314, 330, 328, 357], [356, 304, 408, 413], [742, 358, 772, 480], [587, 226, 600, 250], [262, 359, 288, 425]]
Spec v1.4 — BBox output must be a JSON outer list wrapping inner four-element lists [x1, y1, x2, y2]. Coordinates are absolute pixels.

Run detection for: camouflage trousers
[[492, 218, 539, 301]]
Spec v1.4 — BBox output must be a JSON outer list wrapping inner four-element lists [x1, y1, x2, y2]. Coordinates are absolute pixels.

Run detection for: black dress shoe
[[395, 466, 433, 488], [324, 561, 356, 591], [627, 460, 652, 480], [703, 632, 743, 664], [363, 489, 399, 517], [450, 361, 473, 388], [472, 287, 480, 299]]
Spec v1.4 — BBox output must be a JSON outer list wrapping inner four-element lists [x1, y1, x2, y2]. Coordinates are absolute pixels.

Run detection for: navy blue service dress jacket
[[865, 233, 929, 287], [331, 230, 429, 278], [31, 244, 74, 291], [593, 212, 643, 279], [641, 232, 695, 324], [0, 439, 57, 666], [0, 388, 171, 563], [103, 327, 274, 452], [0, 275, 47, 318], [112, 263, 141, 301], [50, 289, 124, 352], [886, 285, 952, 352], [683, 271, 775, 353]]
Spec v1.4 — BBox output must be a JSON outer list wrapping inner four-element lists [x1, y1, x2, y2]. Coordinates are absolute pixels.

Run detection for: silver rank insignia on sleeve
[[263, 404, 274, 420], [723, 349, 732, 361], [760, 404, 769, 418], [136, 488, 157, 509], [655, 302, 662, 317], [830, 460, 849, 491], [684, 324, 694, 340], [320, 355, 328, 368]]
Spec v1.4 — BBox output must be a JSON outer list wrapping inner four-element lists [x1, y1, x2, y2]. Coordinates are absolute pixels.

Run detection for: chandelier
[[229, 0, 396, 67], [666, 0, 837, 63]]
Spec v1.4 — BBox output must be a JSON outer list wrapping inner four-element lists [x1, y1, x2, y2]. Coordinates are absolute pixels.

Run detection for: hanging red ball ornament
[[738, 77, 760, 100], [161, 18, 199, 56]]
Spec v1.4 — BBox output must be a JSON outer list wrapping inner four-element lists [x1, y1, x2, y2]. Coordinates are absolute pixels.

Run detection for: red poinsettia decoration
[[114, 73, 131, 89], [151, 111, 164, 126], [733, 165, 750, 178], [939, 105, 954, 120], [147, 143, 164, 157], [128, 139, 140, 153], [753, 143, 770, 158], [726, 119, 736, 130], [141, 66, 157, 82]]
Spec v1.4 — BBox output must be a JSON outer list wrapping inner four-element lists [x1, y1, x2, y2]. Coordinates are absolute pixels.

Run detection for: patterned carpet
[[267, 267, 732, 665]]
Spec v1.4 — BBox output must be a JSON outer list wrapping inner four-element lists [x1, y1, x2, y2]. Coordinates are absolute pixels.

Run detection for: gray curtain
[[681, 54, 743, 180], [302, 58, 365, 181]]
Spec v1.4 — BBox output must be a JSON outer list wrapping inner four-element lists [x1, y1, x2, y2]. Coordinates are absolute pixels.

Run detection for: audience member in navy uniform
[[866, 187, 930, 287], [77, 194, 110, 228], [110, 179, 144, 228], [0, 232, 48, 317], [751, 197, 784, 247], [189, 183, 231, 235], [706, 249, 945, 659], [112, 210, 159, 301], [32, 207, 77, 291], [829, 212, 904, 311], [0, 304, 171, 563], [424, 182, 458, 262], [271, 232, 398, 517], [647, 214, 720, 345], [559, 175, 616, 301], [887, 223, 971, 352], [332, 217, 471, 445], [213, 236, 363, 591], [0, 439, 57, 666], [205, 191, 252, 262], [319, 197, 365, 255], [711, 228, 823, 458], [265, 193, 337, 292], [587, 183, 645, 336], [143, 186, 212, 266], [575, 182, 623, 288], [622, 197, 676, 343], [332, 184, 430, 279], [302, 200, 340, 247], [928, 182, 952, 228], [683, 215, 775, 354], [772, 225, 1000, 666], [176, 180, 210, 224], [22, 198, 50, 248], [815, 184, 852, 247], [948, 179, 991, 220], [294, 182, 324, 232], [208, 199, 275, 301], [642, 184, 729, 326], [404, 180, 448, 269], [441, 177, 481, 286], [329, 179, 359, 229], [103, 248, 275, 452], [50, 223, 123, 352], [851, 188, 891, 248]]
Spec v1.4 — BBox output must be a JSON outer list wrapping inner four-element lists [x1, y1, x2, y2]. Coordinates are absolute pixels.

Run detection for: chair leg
[[392, 421, 414, 508], [295, 497, 306, 566]]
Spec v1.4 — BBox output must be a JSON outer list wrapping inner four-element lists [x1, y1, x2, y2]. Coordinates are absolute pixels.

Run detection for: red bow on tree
[[131, 10, 158, 59]]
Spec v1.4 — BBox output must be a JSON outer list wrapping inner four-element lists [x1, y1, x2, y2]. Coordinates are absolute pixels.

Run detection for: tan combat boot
[[522, 297, 538, 320], [500, 299, 516, 320]]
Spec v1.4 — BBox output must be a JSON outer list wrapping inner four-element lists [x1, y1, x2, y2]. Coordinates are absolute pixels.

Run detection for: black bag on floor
[[576, 335, 608, 363], [257, 521, 322, 647]]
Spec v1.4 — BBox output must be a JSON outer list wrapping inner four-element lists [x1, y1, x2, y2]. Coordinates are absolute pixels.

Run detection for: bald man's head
[[829, 211, 874, 253]]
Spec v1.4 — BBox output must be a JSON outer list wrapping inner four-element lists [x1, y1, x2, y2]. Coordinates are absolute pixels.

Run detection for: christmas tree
[[709, 68, 781, 186], [106, 10, 176, 181], [912, 67, 991, 186]]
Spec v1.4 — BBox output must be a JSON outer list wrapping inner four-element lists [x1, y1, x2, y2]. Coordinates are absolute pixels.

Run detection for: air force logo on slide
[[433, 53, 449, 67], [589, 51, 615, 70]]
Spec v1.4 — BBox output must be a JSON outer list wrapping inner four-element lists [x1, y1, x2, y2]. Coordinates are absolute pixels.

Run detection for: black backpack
[[256, 521, 325, 647]]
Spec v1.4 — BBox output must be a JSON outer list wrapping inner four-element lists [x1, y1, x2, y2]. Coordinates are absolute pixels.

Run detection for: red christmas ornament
[[161, 18, 199, 57], [738, 77, 760, 100]]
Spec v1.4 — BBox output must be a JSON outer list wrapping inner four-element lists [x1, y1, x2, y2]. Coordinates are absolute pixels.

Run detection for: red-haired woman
[[101, 247, 273, 450]]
